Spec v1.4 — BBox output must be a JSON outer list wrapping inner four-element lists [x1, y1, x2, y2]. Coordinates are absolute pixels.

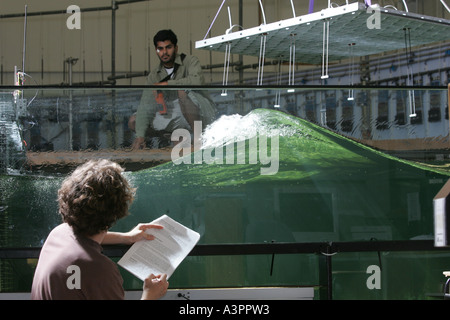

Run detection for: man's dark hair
[[153, 29, 178, 47]]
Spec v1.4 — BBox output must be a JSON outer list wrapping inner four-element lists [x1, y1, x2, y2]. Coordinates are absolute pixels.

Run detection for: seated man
[[131, 29, 216, 150], [31, 159, 169, 300]]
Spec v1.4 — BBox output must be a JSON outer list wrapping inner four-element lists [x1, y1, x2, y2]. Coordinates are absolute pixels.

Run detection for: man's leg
[[178, 90, 201, 131], [178, 90, 203, 150], [128, 113, 136, 132]]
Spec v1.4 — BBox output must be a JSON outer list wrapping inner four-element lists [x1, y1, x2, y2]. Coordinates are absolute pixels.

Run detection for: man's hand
[[141, 274, 169, 300], [132, 137, 146, 150]]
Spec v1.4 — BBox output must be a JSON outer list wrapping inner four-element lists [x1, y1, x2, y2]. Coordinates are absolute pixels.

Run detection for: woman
[[31, 159, 168, 300]]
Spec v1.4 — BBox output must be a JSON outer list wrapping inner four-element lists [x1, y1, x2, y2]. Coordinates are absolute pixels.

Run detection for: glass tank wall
[[0, 85, 449, 299]]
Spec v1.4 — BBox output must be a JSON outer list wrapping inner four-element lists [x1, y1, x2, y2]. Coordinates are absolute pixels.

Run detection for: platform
[[195, 2, 450, 65], [25, 148, 173, 172]]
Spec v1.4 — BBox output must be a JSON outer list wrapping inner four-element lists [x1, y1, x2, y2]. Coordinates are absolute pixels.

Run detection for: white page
[[118, 215, 200, 280]]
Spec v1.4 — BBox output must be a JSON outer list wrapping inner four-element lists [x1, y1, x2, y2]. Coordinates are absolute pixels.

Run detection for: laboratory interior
[[1, 0, 450, 300]]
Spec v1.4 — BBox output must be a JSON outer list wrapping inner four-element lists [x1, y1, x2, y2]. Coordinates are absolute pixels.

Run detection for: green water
[[1, 108, 450, 299]]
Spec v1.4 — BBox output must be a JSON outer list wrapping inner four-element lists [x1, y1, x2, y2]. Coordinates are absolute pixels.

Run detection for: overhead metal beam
[[196, 2, 450, 65]]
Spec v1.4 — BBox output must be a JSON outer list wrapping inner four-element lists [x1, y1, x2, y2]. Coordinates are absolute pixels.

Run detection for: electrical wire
[[203, 0, 227, 40], [18, 72, 39, 108]]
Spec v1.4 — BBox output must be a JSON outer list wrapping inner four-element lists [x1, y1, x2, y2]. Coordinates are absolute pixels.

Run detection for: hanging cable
[[289, 0, 296, 17], [288, 34, 296, 92], [348, 43, 355, 101], [257, 34, 267, 85], [203, 0, 227, 40], [22, 5, 28, 75], [401, 0, 409, 12], [225, 6, 242, 34], [403, 27, 416, 118], [221, 42, 231, 96], [274, 58, 282, 108], [227, 6, 232, 30], [258, 0, 267, 25], [309, 0, 315, 13], [321, 19, 330, 80], [441, 0, 450, 13]]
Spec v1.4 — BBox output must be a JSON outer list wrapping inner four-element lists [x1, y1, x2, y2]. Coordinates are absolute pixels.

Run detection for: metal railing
[[2, 239, 450, 299]]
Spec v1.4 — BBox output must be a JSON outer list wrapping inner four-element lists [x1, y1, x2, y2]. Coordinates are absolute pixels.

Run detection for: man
[[31, 159, 169, 300], [131, 29, 216, 150]]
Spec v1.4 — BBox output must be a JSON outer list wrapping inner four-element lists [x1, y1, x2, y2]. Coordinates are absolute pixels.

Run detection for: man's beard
[[160, 54, 175, 66]]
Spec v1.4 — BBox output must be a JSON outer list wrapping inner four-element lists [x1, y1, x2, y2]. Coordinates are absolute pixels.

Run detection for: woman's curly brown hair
[[58, 159, 135, 236]]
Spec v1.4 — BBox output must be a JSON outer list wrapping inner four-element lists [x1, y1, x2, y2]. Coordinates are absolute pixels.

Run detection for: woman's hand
[[123, 223, 164, 244], [102, 223, 163, 245], [141, 273, 169, 300]]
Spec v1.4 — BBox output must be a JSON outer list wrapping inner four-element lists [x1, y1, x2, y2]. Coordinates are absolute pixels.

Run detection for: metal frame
[[196, 2, 450, 65], [0, 0, 153, 86], [2, 239, 450, 299]]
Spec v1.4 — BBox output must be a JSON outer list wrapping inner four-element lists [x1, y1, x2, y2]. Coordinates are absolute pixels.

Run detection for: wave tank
[[1, 108, 450, 299]]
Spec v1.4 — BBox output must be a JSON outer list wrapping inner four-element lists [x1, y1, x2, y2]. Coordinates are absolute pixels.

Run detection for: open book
[[118, 215, 200, 280]]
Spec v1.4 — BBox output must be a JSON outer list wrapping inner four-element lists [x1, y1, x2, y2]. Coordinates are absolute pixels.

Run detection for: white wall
[[0, 0, 325, 85]]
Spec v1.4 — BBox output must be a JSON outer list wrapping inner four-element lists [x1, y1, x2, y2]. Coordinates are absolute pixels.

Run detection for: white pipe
[[258, 0, 266, 25], [402, 0, 409, 12], [289, 35, 296, 86], [289, 0, 296, 17], [257, 35, 267, 85], [221, 43, 231, 96], [22, 5, 27, 73], [440, 0, 450, 13], [321, 20, 330, 79]]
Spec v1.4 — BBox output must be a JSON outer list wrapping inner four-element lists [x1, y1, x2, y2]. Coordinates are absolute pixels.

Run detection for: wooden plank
[[25, 148, 173, 171]]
